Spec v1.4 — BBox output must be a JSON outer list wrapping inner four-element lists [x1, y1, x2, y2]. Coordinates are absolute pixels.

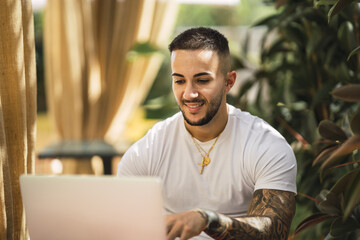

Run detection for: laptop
[[20, 175, 167, 240]]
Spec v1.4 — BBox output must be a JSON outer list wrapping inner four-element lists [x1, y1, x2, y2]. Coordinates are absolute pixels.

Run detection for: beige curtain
[[44, 0, 178, 143], [0, 0, 37, 239]]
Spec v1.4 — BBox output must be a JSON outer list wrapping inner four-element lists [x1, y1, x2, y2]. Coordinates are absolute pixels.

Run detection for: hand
[[166, 210, 207, 240]]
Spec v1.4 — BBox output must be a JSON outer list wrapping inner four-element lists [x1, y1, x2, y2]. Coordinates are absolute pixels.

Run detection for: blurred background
[[33, 0, 275, 175], [29, 0, 360, 239]]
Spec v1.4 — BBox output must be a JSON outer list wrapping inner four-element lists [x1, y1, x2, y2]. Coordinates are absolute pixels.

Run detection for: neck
[[185, 103, 228, 142]]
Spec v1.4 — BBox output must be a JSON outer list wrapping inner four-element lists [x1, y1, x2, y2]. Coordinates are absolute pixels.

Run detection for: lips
[[183, 100, 205, 113]]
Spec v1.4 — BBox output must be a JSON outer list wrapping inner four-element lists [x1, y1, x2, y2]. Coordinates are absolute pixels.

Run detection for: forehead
[[170, 49, 221, 74]]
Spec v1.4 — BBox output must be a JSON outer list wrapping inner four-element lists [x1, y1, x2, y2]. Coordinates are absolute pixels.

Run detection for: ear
[[224, 71, 236, 93]]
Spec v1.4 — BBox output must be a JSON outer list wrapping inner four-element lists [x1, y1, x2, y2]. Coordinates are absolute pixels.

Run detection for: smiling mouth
[[182, 100, 205, 113], [185, 102, 204, 108]]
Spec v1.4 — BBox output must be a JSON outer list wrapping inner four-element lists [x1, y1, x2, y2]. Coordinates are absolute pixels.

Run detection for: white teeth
[[186, 103, 202, 108]]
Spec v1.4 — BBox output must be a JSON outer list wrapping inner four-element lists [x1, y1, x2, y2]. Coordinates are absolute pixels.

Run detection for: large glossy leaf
[[344, 170, 360, 218], [350, 107, 360, 135], [329, 217, 360, 237], [318, 120, 348, 141], [313, 144, 339, 166], [331, 84, 360, 102], [328, 0, 354, 20], [330, 168, 360, 195], [317, 191, 342, 215], [295, 213, 337, 235], [321, 135, 360, 169]]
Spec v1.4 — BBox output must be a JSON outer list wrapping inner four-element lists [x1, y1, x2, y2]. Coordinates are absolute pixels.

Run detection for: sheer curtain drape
[[0, 0, 37, 239], [44, 0, 178, 143]]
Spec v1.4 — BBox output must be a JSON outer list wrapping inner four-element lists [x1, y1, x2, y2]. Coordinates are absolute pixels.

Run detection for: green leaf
[[126, 42, 161, 61], [344, 170, 360, 218], [291, 101, 308, 111], [331, 84, 360, 102], [295, 213, 337, 235], [324, 43, 339, 67], [337, 21, 357, 53], [321, 135, 360, 169], [318, 120, 348, 142], [350, 107, 360, 135], [347, 45, 360, 61], [330, 217, 360, 237], [252, 13, 280, 27], [281, 23, 306, 46], [303, 8, 328, 25], [328, 0, 354, 20], [315, 0, 337, 7], [265, 39, 289, 58]]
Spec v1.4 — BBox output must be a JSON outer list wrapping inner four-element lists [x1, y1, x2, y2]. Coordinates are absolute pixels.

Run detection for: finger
[[166, 215, 175, 233], [166, 223, 182, 240], [179, 225, 196, 240]]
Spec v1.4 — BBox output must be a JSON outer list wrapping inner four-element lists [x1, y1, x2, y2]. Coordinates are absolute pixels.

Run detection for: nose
[[183, 83, 199, 99]]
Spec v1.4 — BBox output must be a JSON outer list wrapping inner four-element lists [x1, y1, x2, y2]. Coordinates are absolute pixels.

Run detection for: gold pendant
[[198, 156, 211, 174], [203, 156, 210, 165]]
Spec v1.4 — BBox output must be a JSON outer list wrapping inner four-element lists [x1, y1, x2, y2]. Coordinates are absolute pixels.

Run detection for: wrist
[[194, 208, 220, 230]]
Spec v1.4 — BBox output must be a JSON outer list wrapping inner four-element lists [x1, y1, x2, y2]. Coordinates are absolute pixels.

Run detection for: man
[[117, 27, 297, 240]]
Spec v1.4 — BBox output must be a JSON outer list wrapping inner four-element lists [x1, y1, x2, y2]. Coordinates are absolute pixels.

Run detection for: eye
[[197, 79, 210, 84], [174, 79, 185, 85]]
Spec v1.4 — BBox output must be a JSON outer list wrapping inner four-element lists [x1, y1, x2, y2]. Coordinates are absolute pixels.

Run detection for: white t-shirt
[[117, 104, 297, 239]]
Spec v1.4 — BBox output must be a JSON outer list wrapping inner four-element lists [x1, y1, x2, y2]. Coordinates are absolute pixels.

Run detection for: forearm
[[198, 210, 288, 240], [197, 189, 295, 240]]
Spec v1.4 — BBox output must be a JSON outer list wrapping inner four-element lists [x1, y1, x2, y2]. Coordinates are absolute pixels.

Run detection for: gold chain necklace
[[190, 134, 221, 174]]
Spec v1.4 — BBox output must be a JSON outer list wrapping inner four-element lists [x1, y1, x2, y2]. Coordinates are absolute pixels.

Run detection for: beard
[[178, 90, 224, 126]]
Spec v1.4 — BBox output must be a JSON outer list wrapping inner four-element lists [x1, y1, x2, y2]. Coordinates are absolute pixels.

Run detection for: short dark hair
[[169, 27, 231, 74]]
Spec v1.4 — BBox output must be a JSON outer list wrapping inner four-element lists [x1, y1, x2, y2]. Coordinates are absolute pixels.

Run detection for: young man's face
[[170, 49, 230, 126]]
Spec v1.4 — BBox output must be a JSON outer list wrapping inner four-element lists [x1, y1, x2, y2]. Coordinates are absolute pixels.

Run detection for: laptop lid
[[20, 175, 167, 240]]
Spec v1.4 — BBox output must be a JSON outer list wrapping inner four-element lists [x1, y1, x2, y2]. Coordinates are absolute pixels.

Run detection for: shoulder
[[118, 112, 184, 175], [145, 112, 183, 138], [226, 105, 297, 193], [126, 111, 183, 150], [227, 104, 284, 141]]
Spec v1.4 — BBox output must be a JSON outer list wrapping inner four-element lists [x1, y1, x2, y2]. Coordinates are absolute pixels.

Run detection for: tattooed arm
[[202, 189, 296, 240], [166, 189, 295, 240]]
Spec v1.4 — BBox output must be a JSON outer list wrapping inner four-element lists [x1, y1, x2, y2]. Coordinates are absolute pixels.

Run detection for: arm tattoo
[[203, 189, 296, 240]]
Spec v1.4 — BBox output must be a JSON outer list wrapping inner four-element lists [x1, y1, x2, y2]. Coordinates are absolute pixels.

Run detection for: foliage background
[[230, 0, 360, 239]]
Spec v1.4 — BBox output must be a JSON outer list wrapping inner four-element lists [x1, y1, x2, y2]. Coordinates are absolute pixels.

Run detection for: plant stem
[[297, 192, 320, 204], [276, 116, 309, 147], [330, 160, 360, 169]]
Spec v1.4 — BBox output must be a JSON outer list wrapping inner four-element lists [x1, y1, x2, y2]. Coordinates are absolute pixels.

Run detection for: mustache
[[182, 99, 205, 104]]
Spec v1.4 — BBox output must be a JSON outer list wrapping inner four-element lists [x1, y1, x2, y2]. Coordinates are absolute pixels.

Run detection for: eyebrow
[[171, 72, 211, 78]]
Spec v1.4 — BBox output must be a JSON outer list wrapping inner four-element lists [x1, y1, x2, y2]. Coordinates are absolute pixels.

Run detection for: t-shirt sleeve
[[254, 139, 297, 193], [248, 121, 297, 194], [117, 139, 148, 176]]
